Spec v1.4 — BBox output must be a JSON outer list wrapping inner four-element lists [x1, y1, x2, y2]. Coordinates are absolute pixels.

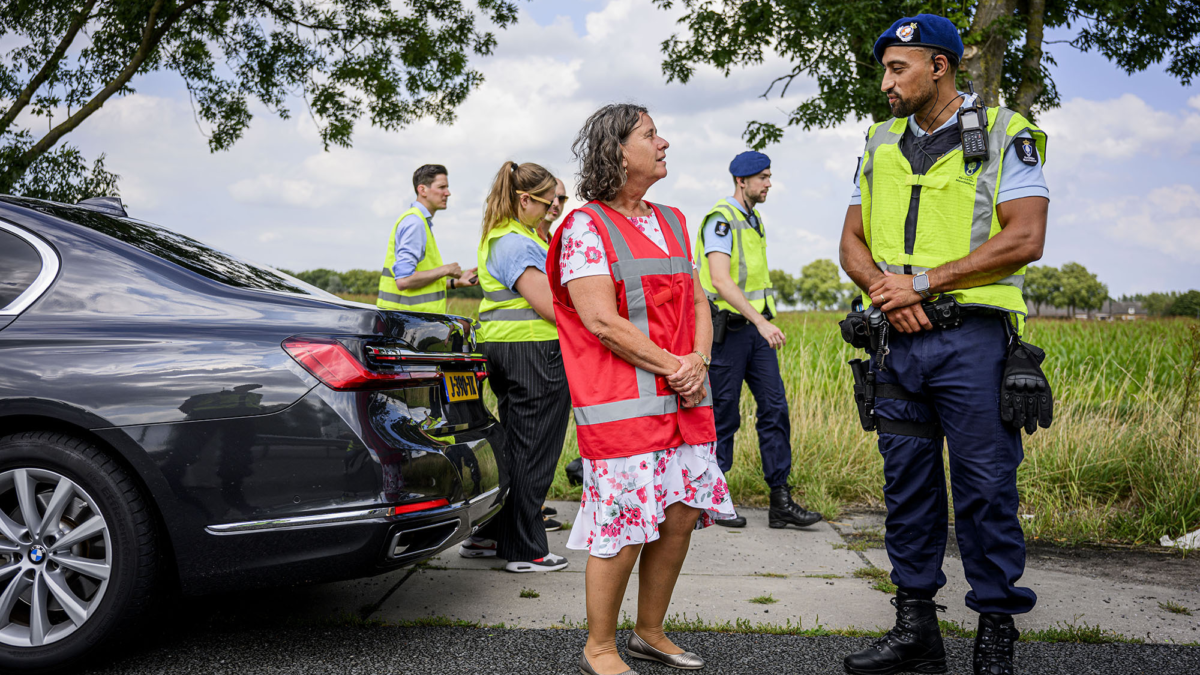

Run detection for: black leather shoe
[[768, 486, 822, 528], [843, 590, 947, 675], [715, 515, 746, 528], [973, 613, 1018, 675]]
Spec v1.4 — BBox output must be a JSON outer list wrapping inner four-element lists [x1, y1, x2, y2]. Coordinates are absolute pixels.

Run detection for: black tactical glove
[[1000, 339, 1053, 434]]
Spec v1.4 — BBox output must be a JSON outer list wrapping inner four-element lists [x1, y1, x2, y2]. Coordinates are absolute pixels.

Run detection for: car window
[[4, 197, 333, 297], [0, 229, 42, 309]]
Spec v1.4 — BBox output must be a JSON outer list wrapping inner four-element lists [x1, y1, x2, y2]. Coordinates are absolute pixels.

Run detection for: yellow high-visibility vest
[[696, 199, 776, 316], [377, 206, 447, 313], [476, 218, 558, 342]]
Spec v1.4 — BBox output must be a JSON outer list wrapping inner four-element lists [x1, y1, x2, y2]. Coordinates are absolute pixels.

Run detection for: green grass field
[[340, 292, 1200, 546]]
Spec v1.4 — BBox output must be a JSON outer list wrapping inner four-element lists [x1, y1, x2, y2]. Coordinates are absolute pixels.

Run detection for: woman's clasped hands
[[667, 352, 708, 408]]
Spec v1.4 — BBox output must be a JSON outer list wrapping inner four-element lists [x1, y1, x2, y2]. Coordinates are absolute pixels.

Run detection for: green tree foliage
[[1023, 264, 1061, 316], [1, 0, 519, 200], [797, 258, 849, 310], [769, 268, 798, 305], [1053, 261, 1108, 318], [293, 268, 482, 298], [655, 0, 1200, 147], [1170, 290, 1200, 318]]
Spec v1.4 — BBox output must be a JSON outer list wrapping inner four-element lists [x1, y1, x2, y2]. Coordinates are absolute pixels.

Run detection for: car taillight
[[474, 370, 489, 382], [282, 337, 441, 391], [387, 498, 450, 516]]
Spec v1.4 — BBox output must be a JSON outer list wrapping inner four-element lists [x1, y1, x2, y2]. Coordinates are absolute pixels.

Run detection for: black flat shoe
[[715, 515, 746, 528]]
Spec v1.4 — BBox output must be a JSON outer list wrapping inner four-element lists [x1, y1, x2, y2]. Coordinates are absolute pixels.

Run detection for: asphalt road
[[82, 626, 1200, 674]]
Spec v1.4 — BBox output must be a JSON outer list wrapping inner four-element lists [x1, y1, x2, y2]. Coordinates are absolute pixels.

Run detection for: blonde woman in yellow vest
[[377, 164, 477, 313], [838, 15, 1050, 675], [457, 161, 572, 573]]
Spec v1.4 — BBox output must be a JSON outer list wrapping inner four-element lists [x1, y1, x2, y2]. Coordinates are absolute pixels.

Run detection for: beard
[[888, 81, 936, 119]]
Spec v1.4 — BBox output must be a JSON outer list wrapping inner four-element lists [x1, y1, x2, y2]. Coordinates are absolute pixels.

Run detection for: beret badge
[[897, 22, 917, 42]]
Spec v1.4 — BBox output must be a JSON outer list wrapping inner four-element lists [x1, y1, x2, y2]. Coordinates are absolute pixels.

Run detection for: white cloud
[[42, 0, 1200, 294], [1084, 184, 1200, 258]]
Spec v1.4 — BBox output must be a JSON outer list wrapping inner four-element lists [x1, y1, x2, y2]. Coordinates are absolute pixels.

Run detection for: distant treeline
[[284, 264, 1197, 317]]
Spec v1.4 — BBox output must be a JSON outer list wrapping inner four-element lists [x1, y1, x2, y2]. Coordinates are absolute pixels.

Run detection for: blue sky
[[40, 0, 1200, 297]]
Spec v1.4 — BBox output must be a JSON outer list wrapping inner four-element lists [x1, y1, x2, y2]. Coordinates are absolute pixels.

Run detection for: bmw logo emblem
[[28, 546, 45, 564]]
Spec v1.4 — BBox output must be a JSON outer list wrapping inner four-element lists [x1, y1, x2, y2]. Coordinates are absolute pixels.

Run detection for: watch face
[[914, 274, 930, 292]]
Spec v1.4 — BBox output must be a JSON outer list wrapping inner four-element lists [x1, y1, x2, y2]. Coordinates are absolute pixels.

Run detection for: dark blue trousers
[[873, 315, 1036, 615], [711, 322, 792, 488]]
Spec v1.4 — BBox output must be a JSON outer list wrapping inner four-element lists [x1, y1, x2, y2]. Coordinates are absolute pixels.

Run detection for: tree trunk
[[1012, 0, 1046, 118], [960, 0, 1018, 106]]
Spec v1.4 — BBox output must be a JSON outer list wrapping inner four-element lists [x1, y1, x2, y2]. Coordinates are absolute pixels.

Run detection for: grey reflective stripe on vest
[[377, 289, 446, 305], [571, 204, 704, 426], [745, 288, 776, 300], [650, 202, 689, 253], [483, 288, 522, 302], [875, 262, 1024, 290], [861, 122, 905, 203], [381, 266, 394, 278], [971, 108, 1016, 252], [479, 307, 541, 322]]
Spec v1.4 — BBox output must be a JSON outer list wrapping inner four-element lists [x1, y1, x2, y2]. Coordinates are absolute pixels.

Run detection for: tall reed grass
[[341, 290, 1200, 546]]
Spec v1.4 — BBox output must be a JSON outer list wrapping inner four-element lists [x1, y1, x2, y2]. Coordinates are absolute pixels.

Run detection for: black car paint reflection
[[0, 195, 506, 595]]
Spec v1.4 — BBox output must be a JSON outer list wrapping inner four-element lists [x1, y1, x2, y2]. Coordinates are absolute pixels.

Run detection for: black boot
[[973, 613, 1018, 675], [768, 486, 822, 528], [843, 590, 947, 675]]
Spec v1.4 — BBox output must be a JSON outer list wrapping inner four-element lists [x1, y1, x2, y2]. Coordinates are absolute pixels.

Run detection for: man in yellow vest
[[377, 164, 477, 313], [699, 151, 821, 530], [838, 14, 1050, 675]]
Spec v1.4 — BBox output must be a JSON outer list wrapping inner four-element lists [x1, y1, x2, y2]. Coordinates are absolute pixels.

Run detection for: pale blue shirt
[[391, 201, 433, 279], [701, 197, 762, 256], [849, 93, 1049, 205], [486, 233, 548, 290]]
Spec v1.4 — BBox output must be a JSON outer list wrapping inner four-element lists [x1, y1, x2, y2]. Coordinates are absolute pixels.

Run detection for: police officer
[[839, 14, 1049, 675], [698, 151, 821, 530], [377, 164, 478, 313]]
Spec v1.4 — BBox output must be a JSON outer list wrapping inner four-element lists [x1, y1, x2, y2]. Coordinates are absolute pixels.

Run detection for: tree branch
[[1013, 0, 1046, 118], [0, 0, 98, 135], [13, 0, 207, 176]]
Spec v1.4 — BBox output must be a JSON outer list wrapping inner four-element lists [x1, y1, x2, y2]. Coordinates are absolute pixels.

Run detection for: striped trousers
[[478, 339, 572, 562]]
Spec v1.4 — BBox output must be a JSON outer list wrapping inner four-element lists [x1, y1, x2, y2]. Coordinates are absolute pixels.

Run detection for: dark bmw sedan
[[0, 195, 507, 672]]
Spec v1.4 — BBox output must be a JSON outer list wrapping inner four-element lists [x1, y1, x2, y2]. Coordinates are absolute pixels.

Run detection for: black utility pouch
[[710, 300, 729, 345], [922, 294, 962, 329], [847, 358, 877, 432], [840, 298, 871, 350]]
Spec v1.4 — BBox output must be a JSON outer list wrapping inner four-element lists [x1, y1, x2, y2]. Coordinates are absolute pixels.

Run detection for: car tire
[[0, 431, 159, 674]]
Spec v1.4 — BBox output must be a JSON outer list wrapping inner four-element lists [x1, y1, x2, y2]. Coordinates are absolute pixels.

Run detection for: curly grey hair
[[571, 103, 648, 203]]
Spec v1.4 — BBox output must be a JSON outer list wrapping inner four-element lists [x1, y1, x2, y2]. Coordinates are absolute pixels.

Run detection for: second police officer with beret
[[698, 151, 822, 530], [839, 14, 1052, 675]]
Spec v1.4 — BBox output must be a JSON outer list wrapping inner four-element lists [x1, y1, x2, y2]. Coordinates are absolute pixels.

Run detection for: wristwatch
[[448, 277, 456, 290], [913, 272, 932, 299], [693, 351, 711, 368]]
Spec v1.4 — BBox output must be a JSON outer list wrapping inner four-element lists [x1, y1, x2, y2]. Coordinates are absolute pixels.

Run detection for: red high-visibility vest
[[548, 201, 716, 459]]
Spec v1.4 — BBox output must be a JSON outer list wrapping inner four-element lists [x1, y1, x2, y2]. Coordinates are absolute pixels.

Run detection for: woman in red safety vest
[[550, 103, 738, 675]]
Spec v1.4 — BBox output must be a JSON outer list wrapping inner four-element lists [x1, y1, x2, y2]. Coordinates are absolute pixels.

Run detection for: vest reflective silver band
[[479, 307, 541, 322], [873, 261, 1024, 291], [704, 288, 776, 302], [572, 203, 712, 426], [483, 288, 522, 302], [377, 289, 447, 305], [381, 267, 394, 278]]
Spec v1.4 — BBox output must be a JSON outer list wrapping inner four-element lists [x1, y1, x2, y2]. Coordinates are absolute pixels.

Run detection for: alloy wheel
[[0, 468, 111, 647]]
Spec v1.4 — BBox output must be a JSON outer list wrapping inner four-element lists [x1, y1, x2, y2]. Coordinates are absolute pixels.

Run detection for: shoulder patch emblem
[[715, 221, 730, 237], [964, 159, 982, 176], [1018, 138, 1039, 165], [896, 22, 918, 42]]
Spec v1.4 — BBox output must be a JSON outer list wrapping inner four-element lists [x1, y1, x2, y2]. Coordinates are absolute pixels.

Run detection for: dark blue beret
[[730, 151, 770, 178], [873, 14, 963, 65]]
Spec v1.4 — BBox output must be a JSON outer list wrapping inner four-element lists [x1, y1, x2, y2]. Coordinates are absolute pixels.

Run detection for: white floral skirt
[[566, 441, 738, 558]]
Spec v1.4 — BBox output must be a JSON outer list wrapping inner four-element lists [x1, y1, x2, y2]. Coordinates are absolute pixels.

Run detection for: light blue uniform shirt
[[486, 232, 548, 291], [849, 93, 1049, 206], [391, 201, 434, 279], [701, 197, 761, 257]]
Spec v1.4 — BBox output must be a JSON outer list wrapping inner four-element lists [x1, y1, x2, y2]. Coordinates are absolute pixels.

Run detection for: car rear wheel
[[0, 432, 158, 673]]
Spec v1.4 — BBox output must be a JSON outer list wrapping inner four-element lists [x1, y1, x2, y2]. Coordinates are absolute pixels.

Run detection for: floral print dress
[[558, 207, 738, 558]]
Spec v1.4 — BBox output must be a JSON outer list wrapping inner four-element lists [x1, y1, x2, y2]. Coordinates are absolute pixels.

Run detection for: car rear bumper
[[183, 486, 504, 595]]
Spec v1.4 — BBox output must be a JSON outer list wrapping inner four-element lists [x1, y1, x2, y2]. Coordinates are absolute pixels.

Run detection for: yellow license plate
[[443, 372, 480, 402]]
